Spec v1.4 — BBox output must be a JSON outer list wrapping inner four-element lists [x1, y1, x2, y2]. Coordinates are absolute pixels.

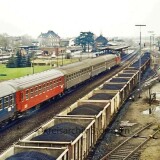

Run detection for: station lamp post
[[61, 53, 64, 66], [57, 53, 59, 67], [148, 31, 154, 52], [152, 34, 155, 50], [135, 24, 146, 98]]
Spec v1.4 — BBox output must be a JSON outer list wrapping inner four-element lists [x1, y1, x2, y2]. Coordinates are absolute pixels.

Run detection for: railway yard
[[89, 66, 160, 160], [0, 50, 160, 160]]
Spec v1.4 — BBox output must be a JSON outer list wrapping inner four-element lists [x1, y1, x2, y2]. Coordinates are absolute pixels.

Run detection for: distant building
[[9, 36, 22, 47], [38, 30, 60, 47], [32, 41, 39, 46], [40, 47, 66, 56], [95, 35, 108, 47], [60, 38, 76, 47], [68, 38, 76, 46], [60, 39, 69, 47]]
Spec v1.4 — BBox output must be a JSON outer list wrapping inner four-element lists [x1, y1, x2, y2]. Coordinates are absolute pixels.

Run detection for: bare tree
[[0, 34, 9, 50], [21, 34, 33, 46]]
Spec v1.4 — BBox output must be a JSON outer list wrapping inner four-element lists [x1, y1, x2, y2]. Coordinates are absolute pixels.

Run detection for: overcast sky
[[0, 0, 159, 38]]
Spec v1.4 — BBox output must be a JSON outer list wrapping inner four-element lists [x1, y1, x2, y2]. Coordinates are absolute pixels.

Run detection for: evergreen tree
[[26, 54, 31, 67], [75, 32, 94, 52], [16, 49, 22, 67], [6, 55, 17, 68], [20, 55, 27, 67], [6, 49, 31, 68]]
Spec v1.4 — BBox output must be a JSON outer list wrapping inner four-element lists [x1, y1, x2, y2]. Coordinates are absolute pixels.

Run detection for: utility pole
[[148, 31, 154, 68], [152, 34, 155, 50], [135, 24, 146, 98], [148, 31, 154, 51], [61, 53, 63, 66]]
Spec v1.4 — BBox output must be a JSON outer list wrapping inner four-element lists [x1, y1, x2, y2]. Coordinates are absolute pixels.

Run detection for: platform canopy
[[99, 45, 129, 52]]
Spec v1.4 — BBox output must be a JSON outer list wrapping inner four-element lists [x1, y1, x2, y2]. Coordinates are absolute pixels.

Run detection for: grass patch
[[0, 64, 51, 81], [0, 58, 80, 81]]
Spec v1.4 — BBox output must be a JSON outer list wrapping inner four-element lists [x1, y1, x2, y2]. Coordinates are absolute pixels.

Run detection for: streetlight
[[148, 31, 154, 52], [152, 33, 155, 49], [61, 53, 63, 66], [31, 57, 35, 74], [56, 53, 59, 67], [135, 24, 146, 98]]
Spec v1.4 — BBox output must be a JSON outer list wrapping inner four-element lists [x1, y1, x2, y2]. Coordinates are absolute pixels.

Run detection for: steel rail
[[100, 123, 153, 160], [123, 128, 159, 160]]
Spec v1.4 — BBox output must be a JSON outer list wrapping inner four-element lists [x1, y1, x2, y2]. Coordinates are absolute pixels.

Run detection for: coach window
[[35, 86, 38, 96], [0, 98, 2, 110], [9, 95, 14, 107], [4, 96, 9, 108], [46, 82, 49, 91], [50, 82, 52, 90], [52, 81, 54, 88], [52, 81, 55, 88], [57, 79, 60, 84], [26, 90, 29, 100], [43, 83, 46, 92], [56, 79, 58, 85], [39, 85, 42, 94], [30, 88, 34, 98], [21, 92, 24, 101]]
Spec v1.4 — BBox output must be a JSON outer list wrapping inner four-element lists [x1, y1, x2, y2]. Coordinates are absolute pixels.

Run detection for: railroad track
[[100, 123, 159, 160], [0, 51, 139, 154]]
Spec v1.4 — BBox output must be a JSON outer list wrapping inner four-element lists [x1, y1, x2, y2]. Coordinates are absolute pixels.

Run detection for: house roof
[[39, 30, 60, 39], [95, 35, 108, 43]]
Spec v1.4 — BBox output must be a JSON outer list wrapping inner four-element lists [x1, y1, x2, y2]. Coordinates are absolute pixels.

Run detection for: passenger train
[[0, 54, 121, 125]]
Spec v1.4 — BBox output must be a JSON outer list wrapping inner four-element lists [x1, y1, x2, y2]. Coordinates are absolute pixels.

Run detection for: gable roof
[[95, 35, 108, 43], [39, 30, 60, 38]]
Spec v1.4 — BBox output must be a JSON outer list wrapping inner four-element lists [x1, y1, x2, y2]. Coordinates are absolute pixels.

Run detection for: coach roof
[[0, 82, 17, 97], [3, 69, 64, 91], [56, 60, 90, 74], [83, 54, 116, 65]]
